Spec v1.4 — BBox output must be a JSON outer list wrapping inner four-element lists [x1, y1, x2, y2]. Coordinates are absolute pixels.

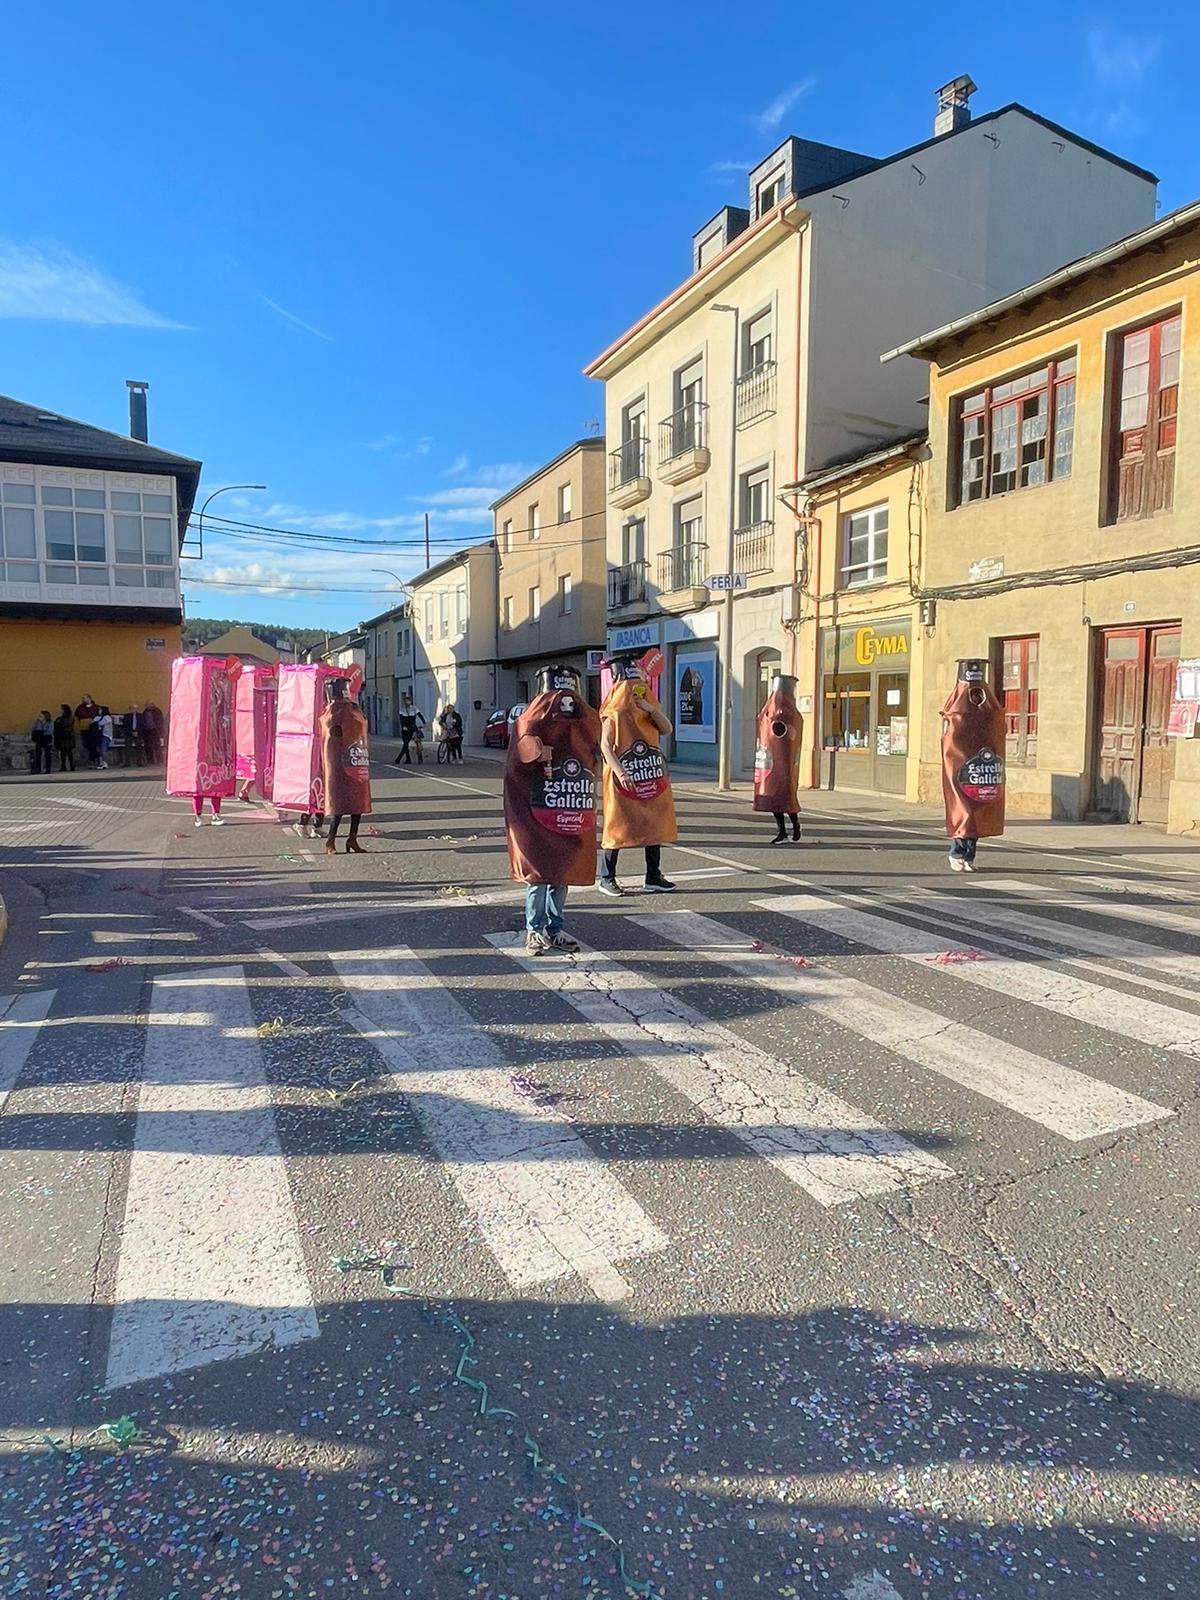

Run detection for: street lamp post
[[710, 302, 740, 792], [193, 484, 266, 561]]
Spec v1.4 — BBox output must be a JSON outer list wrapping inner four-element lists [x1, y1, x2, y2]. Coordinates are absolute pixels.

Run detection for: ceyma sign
[[821, 618, 912, 673]]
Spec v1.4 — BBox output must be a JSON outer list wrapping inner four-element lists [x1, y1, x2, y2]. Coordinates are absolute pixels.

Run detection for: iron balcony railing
[[735, 360, 777, 428], [609, 436, 648, 490], [658, 401, 709, 464], [732, 521, 775, 576], [608, 560, 649, 609], [658, 541, 708, 592]]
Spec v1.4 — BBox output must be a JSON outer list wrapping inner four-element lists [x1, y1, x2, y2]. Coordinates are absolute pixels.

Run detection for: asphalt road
[[0, 751, 1197, 1600]]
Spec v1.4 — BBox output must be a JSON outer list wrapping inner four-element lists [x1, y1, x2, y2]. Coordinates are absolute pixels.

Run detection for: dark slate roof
[[0, 394, 202, 536]]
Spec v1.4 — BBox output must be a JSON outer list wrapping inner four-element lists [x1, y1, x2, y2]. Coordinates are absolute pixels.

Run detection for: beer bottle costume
[[941, 658, 1006, 872], [752, 672, 802, 843], [598, 656, 677, 895], [506, 665, 600, 953], [321, 680, 372, 853]]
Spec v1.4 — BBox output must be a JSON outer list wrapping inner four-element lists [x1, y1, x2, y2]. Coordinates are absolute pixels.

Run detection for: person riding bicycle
[[437, 703, 464, 763]]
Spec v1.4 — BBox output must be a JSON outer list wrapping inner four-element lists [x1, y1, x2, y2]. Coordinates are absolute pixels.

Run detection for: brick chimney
[[126, 379, 149, 442], [934, 75, 977, 137]]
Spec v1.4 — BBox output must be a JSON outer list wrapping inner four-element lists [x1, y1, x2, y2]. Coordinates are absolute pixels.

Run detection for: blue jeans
[[948, 836, 977, 862], [525, 884, 567, 936]]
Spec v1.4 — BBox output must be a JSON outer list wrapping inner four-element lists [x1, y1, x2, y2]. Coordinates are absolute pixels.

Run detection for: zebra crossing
[[1, 867, 1198, 1390]]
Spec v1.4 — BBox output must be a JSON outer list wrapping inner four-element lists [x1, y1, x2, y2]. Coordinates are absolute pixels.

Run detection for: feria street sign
[[705, 572, 748, 592]]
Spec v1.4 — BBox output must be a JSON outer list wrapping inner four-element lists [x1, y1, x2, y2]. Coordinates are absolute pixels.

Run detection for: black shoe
[[597, 878, 625, 898], [644, 874, 676, 893], [791, 828, 802, 843], [770, 831, 788, 845]]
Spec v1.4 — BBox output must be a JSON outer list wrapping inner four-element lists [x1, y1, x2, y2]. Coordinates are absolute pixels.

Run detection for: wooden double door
[[1092, 624, 1180, 823]]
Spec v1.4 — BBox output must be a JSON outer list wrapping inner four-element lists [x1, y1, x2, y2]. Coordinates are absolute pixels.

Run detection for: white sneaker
[[306, 824, 321, 840], [949, 857, 966, 873], [211, 815, 225, 827], [194, 817, 204, 828], [291, 821, 306, 837], [525, 930, 551, 956]]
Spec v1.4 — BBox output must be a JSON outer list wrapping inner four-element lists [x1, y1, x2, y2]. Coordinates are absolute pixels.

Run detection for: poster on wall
[[675, 650, 717, 743]]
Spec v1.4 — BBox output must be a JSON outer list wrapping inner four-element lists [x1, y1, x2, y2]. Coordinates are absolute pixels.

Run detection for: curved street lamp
[[192, 483, 267, 560]]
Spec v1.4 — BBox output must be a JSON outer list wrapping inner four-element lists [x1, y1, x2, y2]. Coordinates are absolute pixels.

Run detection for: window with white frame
[[622, 517, 646, 565], [557, 483, 571, 523], [503, 595, 514, 630], [559, 573, 573, 614], [529, 584, 541, 622], [743, 308, 773, 374], [756, 168, 784, 217], [438, 591, 449, 639], [841, 504, 889, 587], [455, 583, 467, 634], [0, 482, 38, 583], [112, 486, 174, 589], [502, 518, 513, 552], [675, 495, 703, 549], [739, 464, 771, 527], [424, 599, 434, 642], [529, 503, 540, 542], [42, 483, 107, 584]]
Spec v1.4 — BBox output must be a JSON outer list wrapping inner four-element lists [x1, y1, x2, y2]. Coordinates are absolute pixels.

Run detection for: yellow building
[[0, 388, 199, 759], [887, 200, 1200, 836], [785, 438, 927, 799]]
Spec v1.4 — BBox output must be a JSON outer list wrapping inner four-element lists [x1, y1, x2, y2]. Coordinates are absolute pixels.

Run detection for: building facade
[[408, 542, 498, 741], [492, 439, 607, 707], [0, 390, 200, 750], [891, 201, 1200, 836], [357, 602, 412, 737], [788, 439, 927, 799], [585, 81, 1157, 776]]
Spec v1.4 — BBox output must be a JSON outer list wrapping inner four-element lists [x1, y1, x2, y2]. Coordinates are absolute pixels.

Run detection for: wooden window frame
[[954, 353, 1077, 507], [1106, 309, 1182, 524], [995, 634, 1039, 767]]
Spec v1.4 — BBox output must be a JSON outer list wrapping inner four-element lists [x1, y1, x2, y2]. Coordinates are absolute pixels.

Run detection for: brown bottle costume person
[[320, 679, 372, 854], [753, 672, 803, 843], [941, 658, 1006, 872], [504, 663, 601, 953], [598, 654, 677, 896]]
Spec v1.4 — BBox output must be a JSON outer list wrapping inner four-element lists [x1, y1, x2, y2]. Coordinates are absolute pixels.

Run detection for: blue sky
[[2, 1, 1195, 631]]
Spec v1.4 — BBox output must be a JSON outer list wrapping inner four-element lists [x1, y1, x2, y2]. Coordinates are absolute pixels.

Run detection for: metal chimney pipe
[[126, 380, 149, 442]]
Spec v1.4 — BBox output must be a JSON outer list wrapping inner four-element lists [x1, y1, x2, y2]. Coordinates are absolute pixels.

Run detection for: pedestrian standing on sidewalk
[[321, 677, 372, 854], [95, 706, 114, 770], [76, 695, 99, 767], [120, 706, 142, 767], [598, 653, 677, 896], [504, 663, 600, 954], [53, 705, 76, 772], [30, 711, 53, 774], [941, 657, 1006, 873], [141, 701, 164, 765], [753, 672, 803, 843]]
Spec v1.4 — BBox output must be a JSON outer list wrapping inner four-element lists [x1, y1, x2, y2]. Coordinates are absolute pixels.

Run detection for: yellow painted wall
[[918, 224, 1200, 835], [0, 619, 181, 733]]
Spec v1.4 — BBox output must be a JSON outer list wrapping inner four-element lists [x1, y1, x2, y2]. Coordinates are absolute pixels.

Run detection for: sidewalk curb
[[0, 890, 7, 949]]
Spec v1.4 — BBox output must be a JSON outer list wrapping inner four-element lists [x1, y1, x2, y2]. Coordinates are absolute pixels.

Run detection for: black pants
[[32, 737, 52, 774], [448, 736, 463, 762], [949, 835, 978, 861], [327, 814, 361, 843], [601, 845, 661, 883], [56, 745, 75, 772], [772, 811, 801, 837]]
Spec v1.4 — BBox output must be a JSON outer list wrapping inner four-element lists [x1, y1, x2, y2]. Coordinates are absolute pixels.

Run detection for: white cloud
[[707, 159, 754, 184], [751, 78, 816, 134], [0, 242, 185, 328], [255, 291, 331, 341], [444, 453, 470, 476], [460, 461, 535, 489], [1087, 26, 1161, 85], [420, 486, 497, 508], [363, 433, 399, 451]]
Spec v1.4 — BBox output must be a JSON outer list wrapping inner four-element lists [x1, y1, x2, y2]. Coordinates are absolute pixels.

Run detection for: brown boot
[[345, 839, 365, 853], [325, 840, 338, 855]]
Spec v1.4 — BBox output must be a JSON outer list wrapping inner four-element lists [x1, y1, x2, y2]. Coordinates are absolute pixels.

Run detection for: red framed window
[[997, 635, 1039, 766], [1110, 311, 1181, 522], [957, 355, 1076, 505]]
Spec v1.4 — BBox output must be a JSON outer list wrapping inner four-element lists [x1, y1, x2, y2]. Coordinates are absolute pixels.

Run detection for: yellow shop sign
[[854, 626, 909, 666], [821, 619, 912, 674]]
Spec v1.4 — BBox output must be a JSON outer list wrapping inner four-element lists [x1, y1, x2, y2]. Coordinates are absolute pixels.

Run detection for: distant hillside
[[182, 617, 329, 655]]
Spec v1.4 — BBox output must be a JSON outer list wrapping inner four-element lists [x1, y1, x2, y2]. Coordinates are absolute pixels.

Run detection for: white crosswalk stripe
[[0, 989, 56, 1113], [487, 932, 952, 1207], [106, 966, 319, 1390], [979, 875, 1200, 942], [759, 892, 1200, 1061], [884, 884, 1200, 996], [333, 945, 668, 1301], [631, 909, 1168, 1141]]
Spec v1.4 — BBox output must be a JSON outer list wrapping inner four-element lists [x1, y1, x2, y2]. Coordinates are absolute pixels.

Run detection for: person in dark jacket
[[31, 711, 53, 774], [53, 705, 76, 772]]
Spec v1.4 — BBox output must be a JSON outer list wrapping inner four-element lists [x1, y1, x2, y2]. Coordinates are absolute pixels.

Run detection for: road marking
[[842, 1576, 904, 1600], [0, 990, 56, 1113], [178, 904, 226, 930], [243, 886, 521, 930], [760, 893, 1200, 1063], [977, 876, 1200, 942], [40, 796, 141, 814], [893, 885, 1200, 994], [106, 964, 318, 1390], [487, 933, 951, 1207], [387, 764, 497, 798], [632, 909, 1167, 1141], [334, 946, 666, 1301]]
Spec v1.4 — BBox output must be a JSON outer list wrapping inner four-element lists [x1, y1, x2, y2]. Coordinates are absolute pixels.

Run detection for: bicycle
[[436, 734, 451, 765]]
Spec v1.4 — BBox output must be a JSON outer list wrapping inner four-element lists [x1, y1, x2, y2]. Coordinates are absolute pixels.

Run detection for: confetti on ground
[[85, 956, 131, 973], [925, 947, 988, 964], [256, 1015, 285, 1037]]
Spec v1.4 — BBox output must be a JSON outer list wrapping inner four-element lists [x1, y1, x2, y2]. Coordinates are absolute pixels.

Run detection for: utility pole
[[711, 302, 740, 791], [424, 512, 430, 570]]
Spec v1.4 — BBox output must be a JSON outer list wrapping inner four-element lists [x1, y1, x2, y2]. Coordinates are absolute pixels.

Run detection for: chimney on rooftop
[[934, 75, 977, 137], [126, 379, 149, 442]]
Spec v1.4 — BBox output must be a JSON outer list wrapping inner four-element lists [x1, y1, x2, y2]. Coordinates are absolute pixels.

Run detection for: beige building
[[408, 541, 498, 742], [491, 439, 607, 705], [787, 438, 928, 799], [584, 81, 1157, 777], [888, 200, 1200, 836]]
